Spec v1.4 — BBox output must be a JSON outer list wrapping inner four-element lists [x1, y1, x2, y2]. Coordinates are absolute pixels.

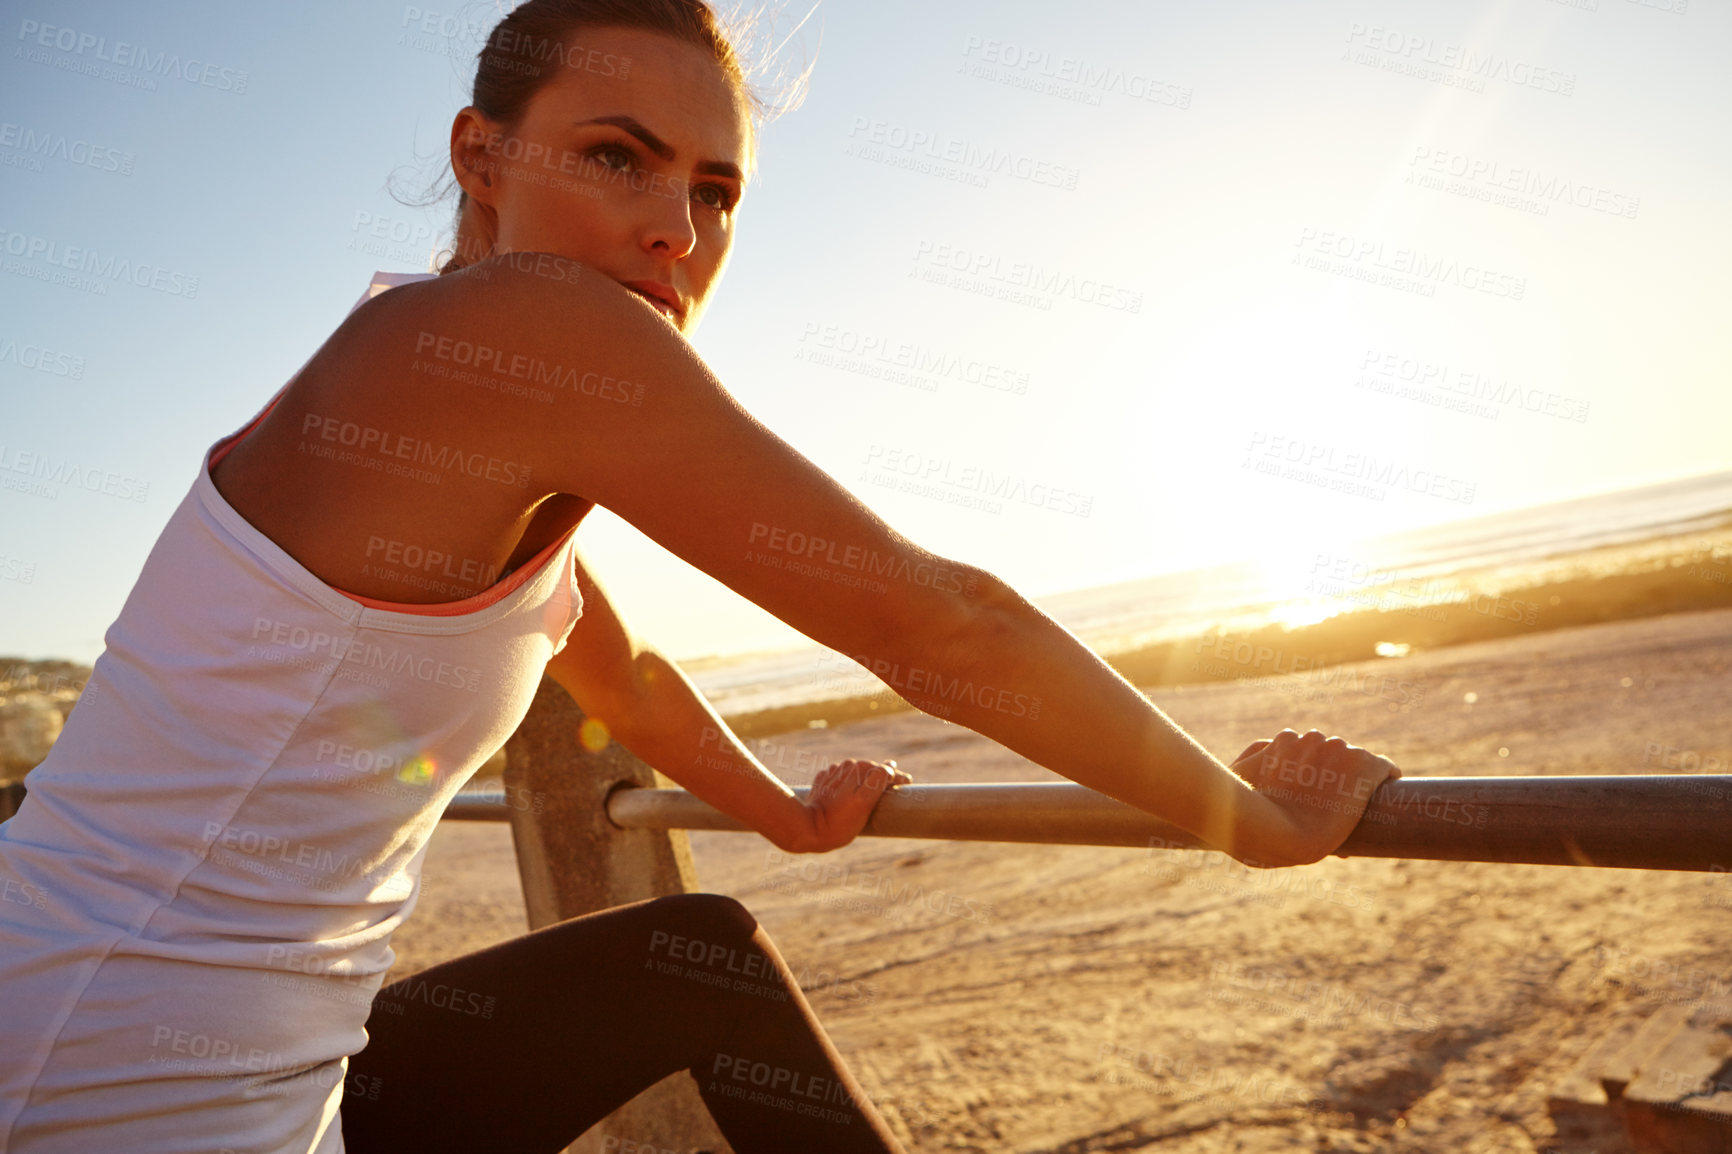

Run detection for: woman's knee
[[525, 893, 760, 971], [644, 892, 760, 944], [633, 894, 783, 986]]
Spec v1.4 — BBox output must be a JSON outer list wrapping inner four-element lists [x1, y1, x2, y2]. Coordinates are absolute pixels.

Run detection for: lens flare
[[396, 755, 436, 785], [578, 718, 611, 753]]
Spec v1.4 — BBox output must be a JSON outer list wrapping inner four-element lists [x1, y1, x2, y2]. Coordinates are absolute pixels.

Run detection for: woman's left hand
[[795, 759, 913, 853]]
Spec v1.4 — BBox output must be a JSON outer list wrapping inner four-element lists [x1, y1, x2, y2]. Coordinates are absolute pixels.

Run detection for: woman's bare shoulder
[[272, 253, 685, 450], [340, 253, 675, 363]]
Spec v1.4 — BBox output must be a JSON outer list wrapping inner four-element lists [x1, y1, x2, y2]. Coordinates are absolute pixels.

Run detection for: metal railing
[[445, 774, 1732, 872]]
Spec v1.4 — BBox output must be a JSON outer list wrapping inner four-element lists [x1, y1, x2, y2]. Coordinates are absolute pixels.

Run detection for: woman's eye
[[592, 145, 634, 172], [694, 183, 739, 213]]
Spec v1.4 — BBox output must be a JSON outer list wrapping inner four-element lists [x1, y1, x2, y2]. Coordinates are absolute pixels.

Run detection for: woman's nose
[[638, 181, 696, 260]]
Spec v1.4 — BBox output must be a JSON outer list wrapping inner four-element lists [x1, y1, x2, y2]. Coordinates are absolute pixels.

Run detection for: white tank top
[[0, 271, 585, 1152]]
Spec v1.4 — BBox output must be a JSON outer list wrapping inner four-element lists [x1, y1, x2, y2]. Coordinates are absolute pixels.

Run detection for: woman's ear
[[447, 107, 502, 268], [449, 107, 500, 203]]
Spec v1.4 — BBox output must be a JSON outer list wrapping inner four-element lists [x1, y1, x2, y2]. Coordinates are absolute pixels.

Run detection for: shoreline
[[712, 522, 1732, 739]]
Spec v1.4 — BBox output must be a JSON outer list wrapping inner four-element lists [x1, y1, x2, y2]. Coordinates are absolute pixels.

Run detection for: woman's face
[[451, 26, 751, 335]]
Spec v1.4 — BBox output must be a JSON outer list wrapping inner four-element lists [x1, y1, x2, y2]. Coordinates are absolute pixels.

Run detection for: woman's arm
[[352, 255, 1392, 866], [545, 546, 908, 853]]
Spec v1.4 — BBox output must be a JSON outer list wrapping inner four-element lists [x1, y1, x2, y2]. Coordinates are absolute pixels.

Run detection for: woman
[[0, 1, 1400, 1150]]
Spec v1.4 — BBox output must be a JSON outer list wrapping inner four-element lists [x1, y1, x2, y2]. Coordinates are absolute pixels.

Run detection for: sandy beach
[[393, 602, 1732, 1153]]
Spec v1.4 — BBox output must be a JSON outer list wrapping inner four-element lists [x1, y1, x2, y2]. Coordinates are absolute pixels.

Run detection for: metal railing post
[[502, 676, 700, 924], [501, 674, 728, 1154]]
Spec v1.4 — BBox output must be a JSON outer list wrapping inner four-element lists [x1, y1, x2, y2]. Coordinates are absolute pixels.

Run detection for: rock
[[1624, 1005, 1732, 1154], [0, 693, 64, 780]]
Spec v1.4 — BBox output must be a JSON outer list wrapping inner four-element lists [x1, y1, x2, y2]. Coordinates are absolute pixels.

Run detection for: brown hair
[[410, 0, 810, 274]]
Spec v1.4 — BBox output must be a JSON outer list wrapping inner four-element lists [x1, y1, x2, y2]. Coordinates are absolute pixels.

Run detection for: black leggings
[[340, 893, 907, 1153]]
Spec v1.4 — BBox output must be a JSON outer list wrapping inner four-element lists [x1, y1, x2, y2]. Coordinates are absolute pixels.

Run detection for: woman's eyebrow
[[573, 114, 743, 182]]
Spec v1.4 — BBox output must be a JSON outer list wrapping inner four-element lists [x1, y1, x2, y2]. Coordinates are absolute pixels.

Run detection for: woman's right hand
[[795, 759, 913, 854], [1226, 729, 1401, 867]]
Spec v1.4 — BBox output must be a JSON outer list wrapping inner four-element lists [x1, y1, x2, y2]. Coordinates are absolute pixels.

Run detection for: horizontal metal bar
[[442, 783, 514, 822], [598, 776, 1732, 872]]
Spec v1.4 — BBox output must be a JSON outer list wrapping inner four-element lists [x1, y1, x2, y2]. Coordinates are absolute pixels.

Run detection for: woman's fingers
[[1230, 729, 1400, 796], [801, 759, 912, 852], [1229, 730, 1303, 784], [813, 758, 910, 796], [1234, 739, 1271, 762]]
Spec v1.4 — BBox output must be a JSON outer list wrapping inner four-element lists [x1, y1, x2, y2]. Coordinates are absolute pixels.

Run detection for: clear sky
[[2, 0, 1727, 664]]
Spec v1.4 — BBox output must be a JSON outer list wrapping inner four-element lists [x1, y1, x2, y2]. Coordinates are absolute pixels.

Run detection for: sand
[[391, 605, 1732, 1153]]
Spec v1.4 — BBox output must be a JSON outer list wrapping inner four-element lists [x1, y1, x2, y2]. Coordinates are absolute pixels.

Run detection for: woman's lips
[[623, 280, 682, 323]]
